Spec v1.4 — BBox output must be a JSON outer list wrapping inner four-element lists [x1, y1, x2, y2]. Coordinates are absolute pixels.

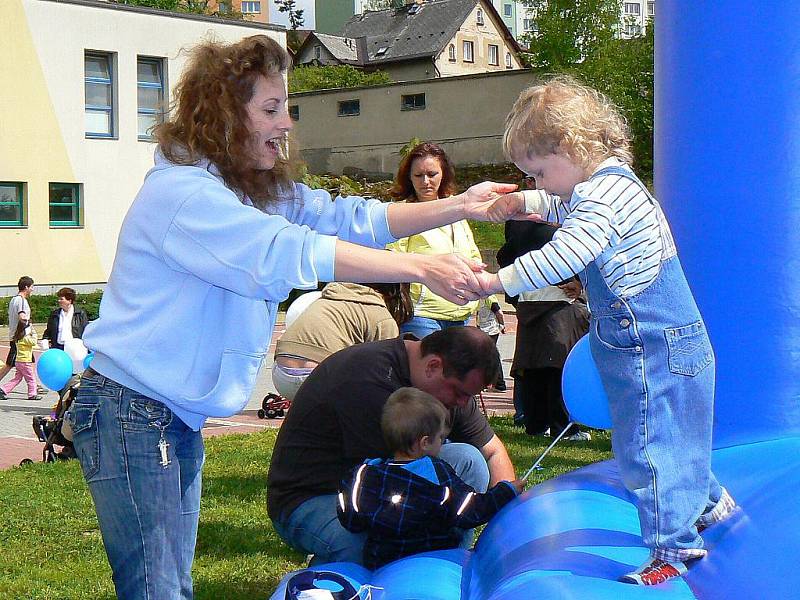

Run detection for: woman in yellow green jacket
[[388, 143, 482, 338]]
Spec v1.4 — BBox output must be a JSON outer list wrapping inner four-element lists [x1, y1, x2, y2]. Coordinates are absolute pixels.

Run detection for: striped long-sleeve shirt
[[498, 158, 677, 300]]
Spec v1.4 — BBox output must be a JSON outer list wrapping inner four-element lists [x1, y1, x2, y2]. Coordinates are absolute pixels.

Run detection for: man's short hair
[[17, 276, 33, 291], [419, 326, 501, 387], [381, 387, 449, 455], [57, 287, 76, 303]]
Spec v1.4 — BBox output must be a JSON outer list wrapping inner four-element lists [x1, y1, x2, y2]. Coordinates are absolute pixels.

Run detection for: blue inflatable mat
[[270, 438, 800, 599]]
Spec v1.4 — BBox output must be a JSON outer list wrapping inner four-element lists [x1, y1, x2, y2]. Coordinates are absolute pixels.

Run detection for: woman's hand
[[558, 279, 583, 300], [460, 182, 519, 221], [421, 254, 486, 305]]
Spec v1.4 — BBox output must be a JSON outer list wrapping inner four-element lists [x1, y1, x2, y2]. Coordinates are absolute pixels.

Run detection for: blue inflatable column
[[655, 0, 800, 447]]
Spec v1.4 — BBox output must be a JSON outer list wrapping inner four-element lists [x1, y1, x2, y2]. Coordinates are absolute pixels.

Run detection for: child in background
[[480, 77, 737, 585], [0, 311, 41, 401], [337, 387, 522, 570], [475, 295, 506, 391]]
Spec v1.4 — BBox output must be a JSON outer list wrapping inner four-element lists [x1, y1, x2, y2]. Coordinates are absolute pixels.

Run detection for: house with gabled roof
[[295, 0, 524, 81]]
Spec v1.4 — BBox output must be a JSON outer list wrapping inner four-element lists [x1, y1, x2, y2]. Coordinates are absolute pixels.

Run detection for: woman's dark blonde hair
[[12, 312, 29, 343], [388, 142, 457, 202], [155, 35, 291, 208], [368, 283, 414, 326], [381, 387, 450, 455], [503, 75, 633, 170]]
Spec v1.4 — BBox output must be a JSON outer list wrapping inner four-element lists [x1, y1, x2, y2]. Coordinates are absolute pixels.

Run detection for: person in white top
[[0, 275, 34, 383], [42, 287, 89, 351]]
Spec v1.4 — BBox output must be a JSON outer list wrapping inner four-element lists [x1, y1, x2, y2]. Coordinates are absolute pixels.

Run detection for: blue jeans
[[272, 442, 489, 566], [66, 370, 205, 599], [582, 165, 723, 562], [400, 316, 469, 339]]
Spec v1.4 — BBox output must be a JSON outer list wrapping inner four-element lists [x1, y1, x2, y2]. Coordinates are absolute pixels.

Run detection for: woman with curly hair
[[67, 35, 514, 599]]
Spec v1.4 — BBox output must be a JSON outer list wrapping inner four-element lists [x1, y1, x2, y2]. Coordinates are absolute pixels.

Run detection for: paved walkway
[[0, 316, 517, 469]]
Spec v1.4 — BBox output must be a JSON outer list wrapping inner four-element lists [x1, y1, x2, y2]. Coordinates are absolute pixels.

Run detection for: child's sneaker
[[563, 431, 591, 442], [621, 557, 687, 585], [696, 487, 736, 532], [0, 390, 6, 400]]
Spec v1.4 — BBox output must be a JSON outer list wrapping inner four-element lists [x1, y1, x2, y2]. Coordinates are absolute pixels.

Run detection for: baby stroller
[[21, 374, 81, 465]]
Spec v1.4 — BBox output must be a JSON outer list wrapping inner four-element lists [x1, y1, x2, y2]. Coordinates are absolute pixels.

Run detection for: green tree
[[520, 0, 621, 70], [113, 0, 243, 18], [289, 65, 391, 93], [274, 0, 304, 29], [577, 22, 654, 178]]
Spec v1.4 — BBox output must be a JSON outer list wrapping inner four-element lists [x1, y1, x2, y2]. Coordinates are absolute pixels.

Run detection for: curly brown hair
[[388, 142, 457, 202], [155, 35, 292, 208]]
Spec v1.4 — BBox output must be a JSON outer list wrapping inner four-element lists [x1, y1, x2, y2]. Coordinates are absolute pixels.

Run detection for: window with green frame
[[49, 183, 82, 227], [0, 182, 24, 226]]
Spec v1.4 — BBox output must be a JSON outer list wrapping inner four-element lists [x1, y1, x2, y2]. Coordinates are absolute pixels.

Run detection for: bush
[[0, 290, 103, 325]]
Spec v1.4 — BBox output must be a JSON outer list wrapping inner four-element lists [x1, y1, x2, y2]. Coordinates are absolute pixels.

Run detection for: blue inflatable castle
[[271, 2, 800, 597]]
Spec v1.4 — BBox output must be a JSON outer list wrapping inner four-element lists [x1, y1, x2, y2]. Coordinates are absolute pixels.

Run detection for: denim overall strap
[[581, 167, 724, 561]]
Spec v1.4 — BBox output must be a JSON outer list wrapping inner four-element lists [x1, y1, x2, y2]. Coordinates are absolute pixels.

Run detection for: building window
[[488, 44, 499, 66], [137, 57, 165, 141], [289, 105, 300, 121], [448, 44, 456, 62], [463, 40, 474, 63], [314, 45, 321, 60], [401, 93, 425, 111], [504, 3, 512, 17], [338, 99, 360, 117], [85, 52, 115, 138], [240, 0, 261, 13], [476, 8, 484, 25], [625, 23, 642, 36], [647, 1, 654, 16], [523, 18, 537, 32], [49, 183, 82, 227], [0, 182, 24, 227], [505, 52, 512, 68], [624, 2, 641, 15]]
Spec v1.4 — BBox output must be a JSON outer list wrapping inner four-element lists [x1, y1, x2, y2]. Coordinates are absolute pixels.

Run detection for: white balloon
[[64, 338, 88, 362], [285, 291, 322, 328]]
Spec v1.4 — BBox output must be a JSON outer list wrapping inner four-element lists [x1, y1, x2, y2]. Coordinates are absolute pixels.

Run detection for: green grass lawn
[[0, 417, 612, 599]]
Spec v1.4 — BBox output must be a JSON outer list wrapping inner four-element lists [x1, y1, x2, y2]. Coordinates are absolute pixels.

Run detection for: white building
[[0, 0, 285, 290], [490, 0, 654, 41]]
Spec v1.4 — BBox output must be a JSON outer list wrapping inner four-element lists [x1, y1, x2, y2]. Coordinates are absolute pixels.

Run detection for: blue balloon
[[37, 348, 73, 391], [561, 334, 612, 429], [83, 352, 94, 370]]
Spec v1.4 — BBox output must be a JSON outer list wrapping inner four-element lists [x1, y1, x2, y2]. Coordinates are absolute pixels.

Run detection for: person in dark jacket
[[42, 287, 89, 350], [337, 387, 522, 569], [497, 220, 591, 441]]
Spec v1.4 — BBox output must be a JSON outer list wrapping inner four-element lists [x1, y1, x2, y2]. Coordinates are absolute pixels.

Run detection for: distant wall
[[289, 69, 539, 174]]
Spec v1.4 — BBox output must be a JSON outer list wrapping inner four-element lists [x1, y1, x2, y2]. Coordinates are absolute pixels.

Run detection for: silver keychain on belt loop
[[158, 428, 171, 468]]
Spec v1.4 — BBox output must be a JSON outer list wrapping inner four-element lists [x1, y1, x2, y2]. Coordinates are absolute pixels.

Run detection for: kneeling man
[[267, 326, 516, 565]]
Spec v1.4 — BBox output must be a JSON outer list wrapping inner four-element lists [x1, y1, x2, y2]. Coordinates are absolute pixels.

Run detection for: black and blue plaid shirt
[[337, 455, 517, 570]]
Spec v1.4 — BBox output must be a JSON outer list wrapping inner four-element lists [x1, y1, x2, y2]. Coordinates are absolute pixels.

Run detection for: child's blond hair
[[381, 387, 450, 455], [502, 75, 633, 170]]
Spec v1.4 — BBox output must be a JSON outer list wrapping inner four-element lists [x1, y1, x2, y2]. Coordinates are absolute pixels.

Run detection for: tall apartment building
[[502, 0, 655, 40]]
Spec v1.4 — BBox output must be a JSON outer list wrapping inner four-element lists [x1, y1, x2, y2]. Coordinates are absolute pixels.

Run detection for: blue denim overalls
[[581, 165, 724, 561]]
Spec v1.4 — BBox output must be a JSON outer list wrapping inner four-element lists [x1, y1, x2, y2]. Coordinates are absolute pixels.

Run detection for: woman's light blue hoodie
[[83, 152, 395, 430]]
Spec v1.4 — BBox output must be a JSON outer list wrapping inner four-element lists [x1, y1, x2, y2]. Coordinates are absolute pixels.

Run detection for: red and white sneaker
[[696, 487, 737, 533], [621, 557, 687, 585]]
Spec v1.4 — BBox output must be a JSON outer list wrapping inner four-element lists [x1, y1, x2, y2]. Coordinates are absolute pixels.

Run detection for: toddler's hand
[[474, 271, 505, 296]]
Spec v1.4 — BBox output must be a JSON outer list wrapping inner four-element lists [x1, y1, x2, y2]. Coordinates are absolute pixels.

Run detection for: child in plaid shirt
[[337, 387, 523, 570]]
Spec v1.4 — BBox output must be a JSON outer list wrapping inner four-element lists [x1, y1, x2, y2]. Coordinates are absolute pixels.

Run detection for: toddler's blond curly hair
[[503, 76, 633, 170]]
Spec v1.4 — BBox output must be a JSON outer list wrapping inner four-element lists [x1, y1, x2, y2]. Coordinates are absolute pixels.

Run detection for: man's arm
[[480, 434, 515, 486]]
